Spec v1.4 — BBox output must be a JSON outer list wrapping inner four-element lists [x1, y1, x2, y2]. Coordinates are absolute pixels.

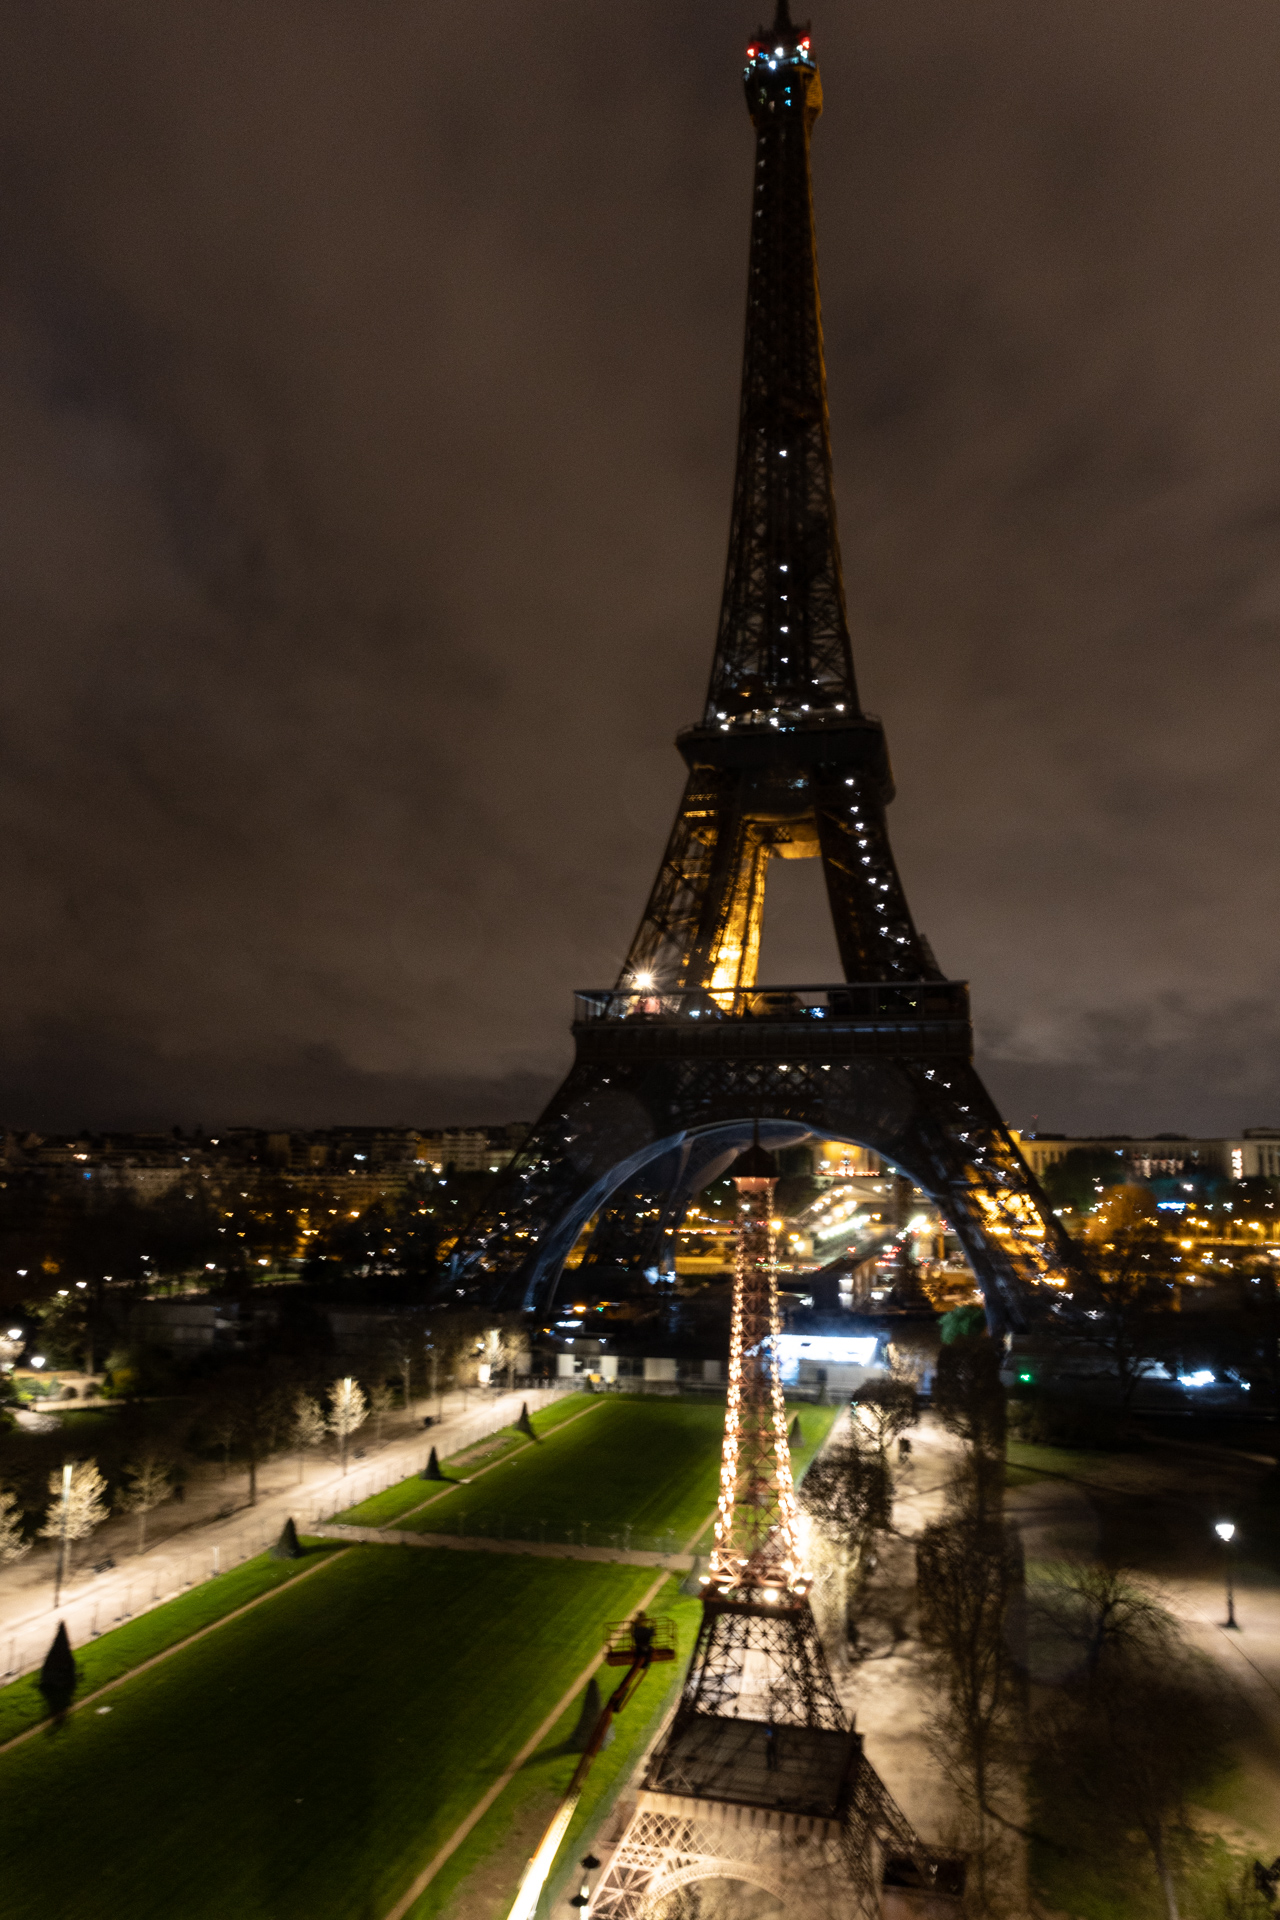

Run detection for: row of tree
[[0, 1375, 376, 1595], [913, 1332, 1254, 1920]]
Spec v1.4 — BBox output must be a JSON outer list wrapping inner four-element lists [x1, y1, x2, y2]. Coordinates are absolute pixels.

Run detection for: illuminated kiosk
[[447, 1, 1081, 1336], [587, 1131, 960, 1919]]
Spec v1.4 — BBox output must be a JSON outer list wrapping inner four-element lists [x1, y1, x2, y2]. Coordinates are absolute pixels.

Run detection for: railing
[[574, 981, 969, 1025]]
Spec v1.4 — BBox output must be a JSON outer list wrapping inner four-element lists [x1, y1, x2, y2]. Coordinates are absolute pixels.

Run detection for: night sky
[[0, 1, 1277, 1139]]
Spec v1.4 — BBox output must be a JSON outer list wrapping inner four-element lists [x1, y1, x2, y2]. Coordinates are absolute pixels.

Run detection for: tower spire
[[710, 16, 849, 727]]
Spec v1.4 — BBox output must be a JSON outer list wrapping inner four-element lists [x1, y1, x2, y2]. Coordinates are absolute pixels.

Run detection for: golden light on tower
[[706, 1126, 807, 1598]]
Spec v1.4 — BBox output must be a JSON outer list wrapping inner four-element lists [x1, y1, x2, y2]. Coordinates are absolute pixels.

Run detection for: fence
[[0, 1381, 577, 1687]]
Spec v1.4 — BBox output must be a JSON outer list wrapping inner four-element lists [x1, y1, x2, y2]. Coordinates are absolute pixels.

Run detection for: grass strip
[[337, 1392, 594, 1528], [0, 1547, 656, 1920], [402, 1573, 704, 1920], [0, 1539, 345, 1746], [400, 1395, 839, 1550]]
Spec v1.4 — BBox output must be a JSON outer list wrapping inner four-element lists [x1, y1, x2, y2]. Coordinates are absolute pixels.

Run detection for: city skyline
[[0, 1, 1277, 1137]]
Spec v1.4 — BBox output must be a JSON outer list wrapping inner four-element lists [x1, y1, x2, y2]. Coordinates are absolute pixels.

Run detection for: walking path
[[313, 1519, 696, 1572], [1007, 1441, 1280, 1854], [0, 1384, 573, 1678]]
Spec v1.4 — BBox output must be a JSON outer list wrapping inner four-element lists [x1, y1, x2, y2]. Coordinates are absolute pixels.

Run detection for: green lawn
[[407, 1573, 705, 1920], [0, 1546, 656, 1920], [336, 1391, 595, 1529], [1005, 1438, 1112, 1487], [0, 1540, 345, 1745], [397, 1395, 839, 1552]]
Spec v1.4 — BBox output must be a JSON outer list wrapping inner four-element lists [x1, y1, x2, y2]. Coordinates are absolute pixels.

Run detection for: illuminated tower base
[[588, 1122, 958, 1918]]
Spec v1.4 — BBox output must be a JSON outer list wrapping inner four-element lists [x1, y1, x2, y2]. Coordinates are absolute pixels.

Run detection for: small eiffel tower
[[449, 2, 1081, 1332], [589, 1131, 956, 1919]]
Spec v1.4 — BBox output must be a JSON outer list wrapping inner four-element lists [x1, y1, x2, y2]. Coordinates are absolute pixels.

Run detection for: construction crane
[[506, 1613, 676, 1920]]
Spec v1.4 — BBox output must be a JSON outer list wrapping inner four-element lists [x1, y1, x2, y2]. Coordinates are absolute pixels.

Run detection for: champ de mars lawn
[[0, 1394, 837, 1920]]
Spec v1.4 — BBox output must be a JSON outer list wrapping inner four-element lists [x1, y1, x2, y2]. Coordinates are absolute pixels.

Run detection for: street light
[[1215, 1520, 1238, 1629]]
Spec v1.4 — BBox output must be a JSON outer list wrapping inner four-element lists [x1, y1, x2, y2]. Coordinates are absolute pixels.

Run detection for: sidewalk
[[0, 1383, 572, 1679], [313, 1519, 696, 1572]]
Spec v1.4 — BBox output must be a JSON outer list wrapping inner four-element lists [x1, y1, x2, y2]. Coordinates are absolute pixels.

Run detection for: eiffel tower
[[587, 1134, 959, 1919], [449, 2, 1080, 1332]]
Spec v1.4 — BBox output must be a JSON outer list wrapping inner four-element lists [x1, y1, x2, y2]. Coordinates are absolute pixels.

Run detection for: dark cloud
[[0, 0, 1274, 1133]]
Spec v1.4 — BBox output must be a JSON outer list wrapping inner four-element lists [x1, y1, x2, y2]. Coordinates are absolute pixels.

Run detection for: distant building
[[416, 1124, 530, 1175], [1016, 1129, 1280, 1184]]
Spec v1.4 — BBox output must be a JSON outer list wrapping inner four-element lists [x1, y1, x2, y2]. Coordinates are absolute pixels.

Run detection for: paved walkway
[[312, 1519, 696, 1572], [0, 1384, 572, 1677], [1007, 1439, 1280, 1855]]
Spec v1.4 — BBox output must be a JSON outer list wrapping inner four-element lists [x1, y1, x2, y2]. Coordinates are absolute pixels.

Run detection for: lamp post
[[1215, 1520, 1238, 1629], [53, 1462, 72, 1609]]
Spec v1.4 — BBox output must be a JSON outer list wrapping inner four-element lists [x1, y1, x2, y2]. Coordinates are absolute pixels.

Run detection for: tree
[[217, 1366, 290, 1507], [40, 1460, 109, 1602], [932, 1333, 1006, 1520], [327, 1376, 367, 1474], [1082, 1186, 1179, 1406], [367, 1382, 395, 1446], [204, 1390, 240, 1480], [1032, 1597, 1229, 1920], [852, 1377, 918, 1457], [1042, 1146, 1128, 1217], [39, 1620, 77, 1719], [1029, 1560, 1176, 1684], [119, 1451, 172, 1553], [290, 1391, 327, 1483], [0, 1486, 30, 1564], [917, 1507, 1023, 1912], [799, 1436, 892, 1654]]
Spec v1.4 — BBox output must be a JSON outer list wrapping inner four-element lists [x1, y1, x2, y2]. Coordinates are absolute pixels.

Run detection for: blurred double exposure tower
[[448, 2, 1079, 1332], [587, 1127, 954, 1919]]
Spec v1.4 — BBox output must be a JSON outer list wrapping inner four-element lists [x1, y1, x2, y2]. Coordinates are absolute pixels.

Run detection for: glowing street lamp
[[1215, 1520, 1238, 1629]]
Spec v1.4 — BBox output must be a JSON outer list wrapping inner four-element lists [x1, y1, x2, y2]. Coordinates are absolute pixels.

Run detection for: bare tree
[[917, 1507, 1023, 1913], [387, 1331, 421, 1414], [204, 1393, 240, 1480], [367, 1382, 395, 1446], [851, 1377, 918, 1458], [800, 1435, 891, 1657], [1033, 1620, 1228, 1920], [932, 1334, 1006, 1521], [290, 1391, 327, 1484], [1029, 1560, 1176, 1683], [327, 1376, 367, 1474], [219, 1367, 289, 1507], [40, 1460, 109, 1602], [0, 1487, 30, 1564], [119, 1452, 172, 1553]]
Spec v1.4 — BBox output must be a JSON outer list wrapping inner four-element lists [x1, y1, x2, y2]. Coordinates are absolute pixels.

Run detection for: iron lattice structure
[[589, 1061, 952, 1916], [446, 4, 1082, 1331], [709, 1147, 803, 1594]]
